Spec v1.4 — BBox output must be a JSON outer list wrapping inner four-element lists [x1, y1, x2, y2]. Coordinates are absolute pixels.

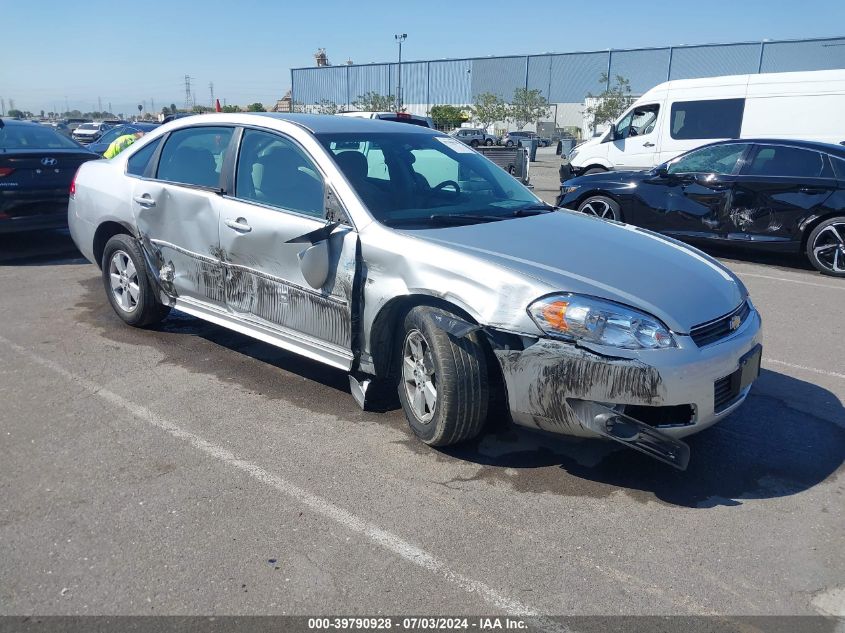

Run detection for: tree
[[161, 106, 171, 117], [352, 91, 395, 112], [315, 99, 340, 115], [221, 104, 240, 113], [429, 104, 468, 131], [471, 92, 507, 131], [584, 73, 634, 133], [508, 88, 550, 130], [170, 103, 177, 114], [7, 109, 24, 119], [247, 102, 266, 112], [192, 104, 212, 113]]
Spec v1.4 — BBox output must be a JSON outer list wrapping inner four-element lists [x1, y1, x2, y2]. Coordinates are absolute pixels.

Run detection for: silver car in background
[[68, 113, 762, 470]]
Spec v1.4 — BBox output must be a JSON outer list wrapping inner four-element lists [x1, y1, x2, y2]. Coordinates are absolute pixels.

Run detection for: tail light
[[0, 167, 14, 177], [69, 167, 80, 198]]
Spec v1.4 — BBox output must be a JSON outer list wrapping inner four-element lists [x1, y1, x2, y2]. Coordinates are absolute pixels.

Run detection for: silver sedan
[[68, 113, 762, 469]]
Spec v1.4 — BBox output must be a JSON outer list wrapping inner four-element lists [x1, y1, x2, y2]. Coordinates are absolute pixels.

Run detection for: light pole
[[394, 33, 407, 111]]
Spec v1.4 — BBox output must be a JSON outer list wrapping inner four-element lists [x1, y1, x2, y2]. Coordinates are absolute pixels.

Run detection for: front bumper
[[493, 307, 763, 445]]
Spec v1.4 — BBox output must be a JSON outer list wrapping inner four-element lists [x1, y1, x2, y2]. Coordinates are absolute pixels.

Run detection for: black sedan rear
[[0, 119, 99, 233], [557, 139, 845, 277]]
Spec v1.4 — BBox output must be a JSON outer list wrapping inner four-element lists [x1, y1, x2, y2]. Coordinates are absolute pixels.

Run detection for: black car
[[0, 118, 99, 233], [85, 122, 160, 156], [558, 139, 845, 277]]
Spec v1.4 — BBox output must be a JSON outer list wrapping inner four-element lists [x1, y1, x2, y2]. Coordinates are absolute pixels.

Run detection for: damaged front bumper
[[492, 308, 763, 468]]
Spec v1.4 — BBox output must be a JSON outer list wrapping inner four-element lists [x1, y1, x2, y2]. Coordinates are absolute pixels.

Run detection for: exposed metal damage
[[494, 339, 664, 437]]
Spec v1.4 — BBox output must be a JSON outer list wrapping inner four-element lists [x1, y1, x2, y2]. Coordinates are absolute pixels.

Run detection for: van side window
[[670, 99, 745, 140], [615, 104, 660, 139]]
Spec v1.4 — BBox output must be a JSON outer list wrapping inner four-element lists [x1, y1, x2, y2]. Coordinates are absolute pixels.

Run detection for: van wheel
[[582, 167, 607, 176], [578, 196, 622, 222], [101, 234, 171, 327], [397, 307, 489, 447], [806, 216, 845, 277]]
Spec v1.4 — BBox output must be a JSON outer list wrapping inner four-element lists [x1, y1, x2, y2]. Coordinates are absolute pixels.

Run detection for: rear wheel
[[470, 139, 480, 147], [577, 195, 622, 222], [806, 216, 845, 277], [484, 139, 494, 146], [101, 234, 170, 327], [397, 307, 488, 447], [505, 140, 514, 147]]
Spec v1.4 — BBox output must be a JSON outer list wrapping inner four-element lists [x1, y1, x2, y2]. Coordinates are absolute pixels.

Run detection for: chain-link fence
[[291, 36, 845, 131]]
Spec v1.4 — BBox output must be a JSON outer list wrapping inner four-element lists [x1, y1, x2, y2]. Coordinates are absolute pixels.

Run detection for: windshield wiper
[[425, 214, 510, 225], [511, 203, 557, 216]]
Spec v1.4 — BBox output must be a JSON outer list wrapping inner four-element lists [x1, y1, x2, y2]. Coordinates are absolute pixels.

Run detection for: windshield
[[77, 123, 99, 131], [97, 126, 136, 146], [316, 132, 540, 227], [0, 124, 81, 150]]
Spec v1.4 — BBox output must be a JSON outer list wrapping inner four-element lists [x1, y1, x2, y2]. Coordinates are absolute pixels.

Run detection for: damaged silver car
[[69, 113, 763, 469]]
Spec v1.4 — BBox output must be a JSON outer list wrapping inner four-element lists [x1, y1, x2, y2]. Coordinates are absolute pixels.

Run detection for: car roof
[[707, 138, 845, 158]]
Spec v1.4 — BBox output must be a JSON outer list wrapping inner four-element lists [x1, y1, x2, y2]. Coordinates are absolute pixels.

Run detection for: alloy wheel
[[402, 330, 437, 424], [812, 222, 845, 274], [109, 250, 140, 313], [580, 199, 618, 220]]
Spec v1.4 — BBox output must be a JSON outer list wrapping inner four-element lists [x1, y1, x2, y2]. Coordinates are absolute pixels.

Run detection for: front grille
[[690, 301, 750, 347], [714, 375, 738, 412]]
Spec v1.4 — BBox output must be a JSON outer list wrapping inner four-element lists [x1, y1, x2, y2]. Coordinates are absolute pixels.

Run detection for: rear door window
[[156, 126, 233, 188], [742, 145, 832, 178], [670, 99, 745, 140]]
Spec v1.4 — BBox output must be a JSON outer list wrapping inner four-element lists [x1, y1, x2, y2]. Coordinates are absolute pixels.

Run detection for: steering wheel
[[432, 180, 461, 197]]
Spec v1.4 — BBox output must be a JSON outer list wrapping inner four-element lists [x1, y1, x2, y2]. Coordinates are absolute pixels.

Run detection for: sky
[[2, 0, 844, 116]]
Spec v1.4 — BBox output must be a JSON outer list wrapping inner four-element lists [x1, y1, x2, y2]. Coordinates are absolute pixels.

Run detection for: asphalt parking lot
[[1, 152, 843, 619]]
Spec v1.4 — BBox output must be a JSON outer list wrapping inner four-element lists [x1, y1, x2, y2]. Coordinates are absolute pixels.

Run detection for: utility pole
[[184, 75, 192, 110], [151, 98, 155, 114], [108, 102, 112, 114], [64, 96, 69, 114], [8, 98, 14, 113], [209, 82, 214, 109], [0, 98, 4, 116], [394, 33, 407, 111], [98, 96, 102, 112], [192, 92, 197, 110]]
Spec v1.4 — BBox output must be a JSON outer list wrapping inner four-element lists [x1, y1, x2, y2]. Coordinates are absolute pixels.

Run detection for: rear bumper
[[0, 212, 68, 233], [0, 191, 70, 233]]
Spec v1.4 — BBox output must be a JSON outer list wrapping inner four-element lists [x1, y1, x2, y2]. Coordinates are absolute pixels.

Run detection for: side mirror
[[603, 123, 616, 143], [655, 163, 669, 177], [298, 241, 330, 290]]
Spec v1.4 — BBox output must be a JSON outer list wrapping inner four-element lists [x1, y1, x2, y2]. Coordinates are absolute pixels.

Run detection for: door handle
[[799, 187, 827, 195], [132, 195, 156, 207], [224, 217, 252, 233], [643, 141, 655, 147]]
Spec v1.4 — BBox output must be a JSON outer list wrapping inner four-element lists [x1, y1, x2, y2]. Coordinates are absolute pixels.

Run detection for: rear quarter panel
[[68, 158, 136, 265]]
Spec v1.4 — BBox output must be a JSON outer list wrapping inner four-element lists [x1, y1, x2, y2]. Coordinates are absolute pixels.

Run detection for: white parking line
[[764, 358, 845, 381], [0, 335, 549, 621], [736, 272, 845, 291]]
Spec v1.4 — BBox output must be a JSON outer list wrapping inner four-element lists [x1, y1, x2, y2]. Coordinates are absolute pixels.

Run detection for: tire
[[470, 139, 480, 147], [484, 139, 493, 146], [505, 140, 514, 147], [806, 216, 845, 277], [582, 167, 607, 176], [101, 234, 171, 327], [577, 195, 622, 222], [397, 306, 489, 447]]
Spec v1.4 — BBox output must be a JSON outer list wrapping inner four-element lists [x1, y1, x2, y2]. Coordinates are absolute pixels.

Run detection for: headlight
[[528, 294, 676, 349], [568, 148, 579, 161]]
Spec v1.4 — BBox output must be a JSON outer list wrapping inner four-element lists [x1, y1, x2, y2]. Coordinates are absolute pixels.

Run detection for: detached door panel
[[219, 128, 357, 368]]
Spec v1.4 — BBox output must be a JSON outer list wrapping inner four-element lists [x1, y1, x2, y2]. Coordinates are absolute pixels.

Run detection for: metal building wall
[[291, 36, 845, 110]]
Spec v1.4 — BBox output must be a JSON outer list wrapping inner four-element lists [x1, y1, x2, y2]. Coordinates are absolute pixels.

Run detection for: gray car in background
[[68, 113, 762, 470], [451, 128, 498, 147]]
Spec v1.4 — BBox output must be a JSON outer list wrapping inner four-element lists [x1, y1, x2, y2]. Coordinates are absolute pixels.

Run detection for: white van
[[568, 69, 845, 176]]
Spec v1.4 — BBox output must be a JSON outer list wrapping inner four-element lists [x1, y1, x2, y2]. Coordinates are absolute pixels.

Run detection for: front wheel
[[484, 139, 494, 146], [101, 234, 171, 327], [505, 140, 514, 147], [397, 307, 489, 447], [577, 195, 622, 222], [806, 216, 845, 277]]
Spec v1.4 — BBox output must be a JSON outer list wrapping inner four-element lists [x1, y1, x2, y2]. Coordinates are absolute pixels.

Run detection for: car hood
[[401, 210, 746, 333]]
